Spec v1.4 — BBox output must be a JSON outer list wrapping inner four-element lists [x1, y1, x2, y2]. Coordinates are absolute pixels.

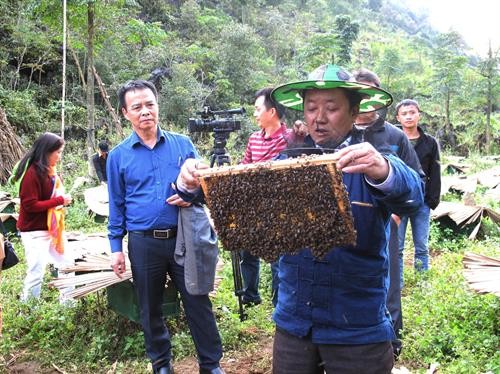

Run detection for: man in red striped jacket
[[240, 87, 305, 306]]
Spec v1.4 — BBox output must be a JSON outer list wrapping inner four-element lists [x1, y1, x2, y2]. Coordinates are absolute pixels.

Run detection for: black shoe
[[199, 367, 225, 374], [242, 298, 262, 307], [155, 363, 174, 374], [392, 340, 402, 360]]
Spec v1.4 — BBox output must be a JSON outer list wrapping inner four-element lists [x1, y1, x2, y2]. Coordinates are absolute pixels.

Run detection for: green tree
[[333, 15, 359, 65], [431, 31, 468, 132], [478, 43, 500, 153]]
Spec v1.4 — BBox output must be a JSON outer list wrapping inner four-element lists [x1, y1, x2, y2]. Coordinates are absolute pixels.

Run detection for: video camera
[[187, 105, 247, 321], [188, 106, 245, 133]]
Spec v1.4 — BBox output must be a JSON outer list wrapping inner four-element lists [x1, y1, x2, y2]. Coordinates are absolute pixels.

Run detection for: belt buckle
[[153, 229, 170, 239]]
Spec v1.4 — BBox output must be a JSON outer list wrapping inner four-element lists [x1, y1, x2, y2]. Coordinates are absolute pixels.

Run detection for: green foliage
[[401, 250, 500, 373], [124, 19, 168, 47], [428, 220, 469, 253], [333, 15, 359, 65], [0, 0, 497, 158], [159, 63, 213, 129], [431, 31, 468, 125], [0, 86, 47, 133]]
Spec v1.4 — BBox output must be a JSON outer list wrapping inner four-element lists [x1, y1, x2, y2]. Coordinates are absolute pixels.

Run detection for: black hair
[[117, 80, 158, 112], [395, 99, 420, 115], [341, 88, 363, 110], [98, 140, 109, 152], [12, 132, 64, 182], [255, 87, 285, 119], [352, 68, 381, 88]]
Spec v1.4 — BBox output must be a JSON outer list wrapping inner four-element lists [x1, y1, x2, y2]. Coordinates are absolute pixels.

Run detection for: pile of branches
[[0, 106, 24, 184], [463, 252, 500, 296], [49, 253, 132, 299]]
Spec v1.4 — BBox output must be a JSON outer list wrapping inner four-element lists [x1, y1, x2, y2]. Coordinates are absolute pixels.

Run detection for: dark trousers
[[128, 232, 222, 371], [387, 219, 403, 353], [240, 250, 262, 303], [240, 250, 279, 306], [273, 327, 394, 374]]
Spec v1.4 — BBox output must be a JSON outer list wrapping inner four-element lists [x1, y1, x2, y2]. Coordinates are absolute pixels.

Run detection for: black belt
[[130, 228, 177, 239]]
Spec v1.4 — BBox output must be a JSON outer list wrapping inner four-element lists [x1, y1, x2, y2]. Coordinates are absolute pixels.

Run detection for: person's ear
[[122, 107, 129, 119]]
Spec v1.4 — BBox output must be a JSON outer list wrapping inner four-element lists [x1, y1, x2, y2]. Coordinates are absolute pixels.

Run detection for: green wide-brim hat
[[272, 64, 393, 113]]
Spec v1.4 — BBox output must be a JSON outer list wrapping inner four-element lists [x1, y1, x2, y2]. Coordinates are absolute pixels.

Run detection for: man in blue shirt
[[266, 64, 423, 373], [107, 80, 224, 374]]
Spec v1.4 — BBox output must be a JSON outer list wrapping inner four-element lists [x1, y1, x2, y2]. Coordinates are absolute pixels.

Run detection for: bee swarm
[[199, 155, 356, 262]]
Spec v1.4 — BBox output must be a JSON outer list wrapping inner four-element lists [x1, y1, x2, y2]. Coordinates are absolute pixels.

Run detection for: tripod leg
[[207, 135, 245, 319], [230, 251, 247, 321]]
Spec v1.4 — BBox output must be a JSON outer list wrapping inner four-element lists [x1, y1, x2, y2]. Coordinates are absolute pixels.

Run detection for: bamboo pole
[[61, 0, 67, 139]]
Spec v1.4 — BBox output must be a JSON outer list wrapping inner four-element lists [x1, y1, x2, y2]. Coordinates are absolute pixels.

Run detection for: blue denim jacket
[[273, 155, 423, 344]]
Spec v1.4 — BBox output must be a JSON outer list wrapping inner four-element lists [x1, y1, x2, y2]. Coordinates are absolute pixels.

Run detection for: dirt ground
[[173, 336, 273, 374], [5, 338, 418, 374], [4, 336, 274, 374]]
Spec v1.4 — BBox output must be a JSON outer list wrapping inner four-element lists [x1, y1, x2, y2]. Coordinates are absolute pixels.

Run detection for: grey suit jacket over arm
[[174, 204, 219, 295]]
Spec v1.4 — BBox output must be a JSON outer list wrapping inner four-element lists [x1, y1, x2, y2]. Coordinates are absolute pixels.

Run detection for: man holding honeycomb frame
[[178, 64, 424, 374]]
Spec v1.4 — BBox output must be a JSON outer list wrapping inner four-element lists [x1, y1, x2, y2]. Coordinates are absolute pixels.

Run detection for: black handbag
[[1, 220, 19, 270], [2, 238, 19, 270]]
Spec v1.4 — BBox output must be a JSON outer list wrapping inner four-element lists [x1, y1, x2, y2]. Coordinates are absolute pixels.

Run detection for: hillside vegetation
[[0, 0, 498, 162]]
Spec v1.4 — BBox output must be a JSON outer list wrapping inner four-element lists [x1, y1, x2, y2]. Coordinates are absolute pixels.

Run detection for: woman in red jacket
[[11, 132, 73, 302]]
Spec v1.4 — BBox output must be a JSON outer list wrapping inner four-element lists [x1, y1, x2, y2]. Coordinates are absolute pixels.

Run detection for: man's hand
[[166, 193, 192, 207], [111, 251, 126, 278], [178, 158, 209, 192], [332, 142, 389, 181]]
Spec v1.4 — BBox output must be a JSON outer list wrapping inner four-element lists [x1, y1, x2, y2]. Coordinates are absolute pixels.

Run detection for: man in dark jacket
[[353, 68, 424, 358], [92, 140, 109, 183], [395, 99, 441, 287]]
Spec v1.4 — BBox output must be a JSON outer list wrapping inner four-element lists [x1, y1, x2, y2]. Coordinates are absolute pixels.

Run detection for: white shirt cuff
[[365, 159, 395, 193]]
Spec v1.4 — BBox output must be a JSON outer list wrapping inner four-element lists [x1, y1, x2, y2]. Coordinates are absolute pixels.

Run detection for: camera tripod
[[209, 130, 247, 322]]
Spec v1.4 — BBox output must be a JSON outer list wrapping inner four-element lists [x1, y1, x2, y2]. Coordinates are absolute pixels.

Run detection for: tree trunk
[[445, 88, 451, 130], [93, 66, 123, 137], [86, 1, 95, 173], [69, 45, 87, 92], [485, 43, 493, 153], [61, 0, 67, 141]]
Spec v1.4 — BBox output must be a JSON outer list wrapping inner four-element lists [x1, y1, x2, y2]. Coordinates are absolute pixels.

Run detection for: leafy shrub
[[401, 250, 500, 373], [0, 86, 47, 133]]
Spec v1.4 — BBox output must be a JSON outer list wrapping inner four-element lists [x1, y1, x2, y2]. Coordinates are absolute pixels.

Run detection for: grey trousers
[[273, 327, 394, 374]]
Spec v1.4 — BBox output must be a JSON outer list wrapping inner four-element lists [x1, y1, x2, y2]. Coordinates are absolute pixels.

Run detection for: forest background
[[0, 0, 498, 373]]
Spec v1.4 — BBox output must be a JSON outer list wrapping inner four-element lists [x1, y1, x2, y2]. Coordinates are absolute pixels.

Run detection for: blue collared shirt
[[107, 127, 198, 252]]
